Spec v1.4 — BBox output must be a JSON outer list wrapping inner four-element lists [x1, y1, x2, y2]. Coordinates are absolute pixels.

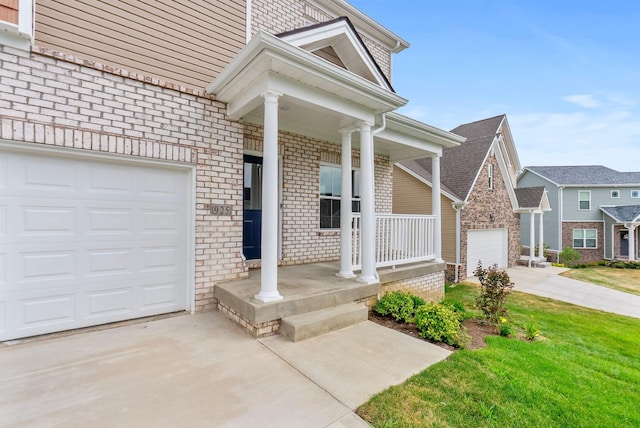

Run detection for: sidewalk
[[466, 266, 640, 319]]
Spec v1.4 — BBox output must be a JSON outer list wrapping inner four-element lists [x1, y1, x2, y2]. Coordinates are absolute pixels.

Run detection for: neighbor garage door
[[466, 229, 508, 277], [0, 147, 190, 341]]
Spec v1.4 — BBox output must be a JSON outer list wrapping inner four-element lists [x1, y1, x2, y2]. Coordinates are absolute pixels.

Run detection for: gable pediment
[[278, 17, 393, 91]]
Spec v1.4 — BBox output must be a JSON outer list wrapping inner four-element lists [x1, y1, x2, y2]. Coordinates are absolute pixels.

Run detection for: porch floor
[[214, 260, 445, 328], [214, 262, 380, 326]]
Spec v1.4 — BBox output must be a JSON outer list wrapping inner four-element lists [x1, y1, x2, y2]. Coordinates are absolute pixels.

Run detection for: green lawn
[[560, 266, 640, 296], [357, 283, 640, 427]]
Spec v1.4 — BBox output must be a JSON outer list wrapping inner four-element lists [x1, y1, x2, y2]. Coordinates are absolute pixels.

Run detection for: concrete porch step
[[280, 302, 368, 342]]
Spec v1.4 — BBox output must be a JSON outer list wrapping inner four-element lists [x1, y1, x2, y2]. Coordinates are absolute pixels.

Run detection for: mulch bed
[[368, 311, 498, 351]]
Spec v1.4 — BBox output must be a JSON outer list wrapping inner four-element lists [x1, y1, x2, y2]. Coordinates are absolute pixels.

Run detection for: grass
[[357, 283, 640, 428], [560, 266, 640, 296]]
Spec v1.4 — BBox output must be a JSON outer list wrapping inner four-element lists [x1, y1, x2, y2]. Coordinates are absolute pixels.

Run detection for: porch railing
[[352, 213, 436, 270]]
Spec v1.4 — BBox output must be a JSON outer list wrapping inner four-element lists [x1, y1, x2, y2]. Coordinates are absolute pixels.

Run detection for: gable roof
[[600, 205, 640, 223], [523, 166, 640, 186], [401, 114, 506, 201], [277, 17, 394, 92], [515, 186, 551, 211]]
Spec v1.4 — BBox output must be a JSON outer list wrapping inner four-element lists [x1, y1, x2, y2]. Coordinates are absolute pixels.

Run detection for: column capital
[[262, 90, 282, 101], [338, 125, 358, 135]]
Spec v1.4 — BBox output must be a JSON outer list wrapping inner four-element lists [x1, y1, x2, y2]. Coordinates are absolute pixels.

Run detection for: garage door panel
[[21, 206, 76, 235], [22, 159, 76, 191], [88, 165, 135, 193], [87, 208, 133, 234], [86, 288, 133, 317], [19, 293, 76, 328], [0, 148, 190, 341]]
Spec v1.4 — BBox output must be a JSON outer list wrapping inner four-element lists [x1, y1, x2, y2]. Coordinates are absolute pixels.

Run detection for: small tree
[[559, 246, 580, 266], [474, 263, 514, 325]]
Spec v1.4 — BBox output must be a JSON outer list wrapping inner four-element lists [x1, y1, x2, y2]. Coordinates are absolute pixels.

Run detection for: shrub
[[414, 303, 463, 346], [498, 317, 514, 337], [374, 291, 423, 323], [525, 317, 540, 341], [474, 263, 514, 325], [559, 246, 580, 266], [442, 299, 470, 321]]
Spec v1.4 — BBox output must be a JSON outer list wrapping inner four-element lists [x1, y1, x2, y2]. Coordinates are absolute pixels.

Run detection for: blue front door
[[243, 155, 263, 260]]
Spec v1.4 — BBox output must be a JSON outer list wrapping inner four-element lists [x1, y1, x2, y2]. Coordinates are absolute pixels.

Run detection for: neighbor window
[[632, 190, 640, 198], [488, 164, 493, 190], [578, 190, 591, 210], [611, 190, 620, 198], [573, 229, 597, 248], [319, 164, 360, 229]]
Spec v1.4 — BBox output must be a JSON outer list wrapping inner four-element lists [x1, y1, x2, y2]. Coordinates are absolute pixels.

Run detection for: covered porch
[[206, 20, 461, 337]]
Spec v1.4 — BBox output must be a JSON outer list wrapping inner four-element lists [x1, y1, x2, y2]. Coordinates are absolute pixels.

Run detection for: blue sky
[[349, 0, 640, 172]]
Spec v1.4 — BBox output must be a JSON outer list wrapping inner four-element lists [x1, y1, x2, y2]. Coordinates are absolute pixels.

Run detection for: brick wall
[[250, 0, 392, 81], [243, 123, 393, 265], [460, 154, 521, 278], [0, 45, 246, 312], [562, 221, 605, 263]]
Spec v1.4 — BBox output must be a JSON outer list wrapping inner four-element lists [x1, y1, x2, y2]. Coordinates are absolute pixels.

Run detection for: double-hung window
[[578, 190, 591, 210], [319, 164, 360, 229], [573, 229, 597, 248]]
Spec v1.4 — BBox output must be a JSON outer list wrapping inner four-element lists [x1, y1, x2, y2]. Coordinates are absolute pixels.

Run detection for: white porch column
[[432, 155, 443, 262], [537, 211, 544, 259], [255, 91, 283, 303], [629, 225, 637, 262], [357, 121, 377, 284], [337, 128, 355, 278], [529, 211, 535, 267]]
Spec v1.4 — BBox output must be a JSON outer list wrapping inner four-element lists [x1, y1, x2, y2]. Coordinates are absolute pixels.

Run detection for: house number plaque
[[209, 204, 232, 216]]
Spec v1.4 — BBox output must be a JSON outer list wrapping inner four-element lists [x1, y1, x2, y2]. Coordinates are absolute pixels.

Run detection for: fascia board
[[394, 163, 461, 203], [462, 139, 493, 202], [494, 141, 520, 210], [386, 112, 464, 147], [208, 31, 407, 109]]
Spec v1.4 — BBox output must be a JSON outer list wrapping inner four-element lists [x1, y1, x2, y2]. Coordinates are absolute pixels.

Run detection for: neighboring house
[[394, 115, 550, 281], [0, 1, 462, 341], [518, 166, 640, 263]]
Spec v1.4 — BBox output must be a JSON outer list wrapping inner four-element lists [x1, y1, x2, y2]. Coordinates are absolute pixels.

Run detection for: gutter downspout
[[368, 113, 387, 281], [452, 201, 465, 282]]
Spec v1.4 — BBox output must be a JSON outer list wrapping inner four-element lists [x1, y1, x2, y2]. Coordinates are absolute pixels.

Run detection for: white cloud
[[563, 94, 600, 108], [509, 109, 640, 171]]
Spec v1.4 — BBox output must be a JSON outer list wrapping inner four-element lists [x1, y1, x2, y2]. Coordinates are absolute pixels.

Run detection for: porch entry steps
[[280, 302, 368, 342]]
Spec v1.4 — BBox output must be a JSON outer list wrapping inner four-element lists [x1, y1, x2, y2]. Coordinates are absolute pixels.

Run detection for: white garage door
[[466, 229, 508, 277], [0, 148, 190, 341]]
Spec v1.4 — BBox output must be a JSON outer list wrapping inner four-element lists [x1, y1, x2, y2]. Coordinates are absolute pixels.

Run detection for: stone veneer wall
[[250, 0, 392, 80], [243, 124, 392, 265], [459, 154, 521, 278], [562, 221, 605, 263], [0, 45, 247, 312]]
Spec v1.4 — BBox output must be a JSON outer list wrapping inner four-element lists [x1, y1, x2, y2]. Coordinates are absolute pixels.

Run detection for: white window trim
[[319, 162, 360, 230], [578, 190, 591, 210], [631, 190, 640, 199], [0, 0, 34, 50], [611, 190, 620, 198], [573, 228, 597, 249]]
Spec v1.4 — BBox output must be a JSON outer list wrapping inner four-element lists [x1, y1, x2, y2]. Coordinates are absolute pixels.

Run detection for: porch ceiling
[[206, 31, 462, 160]]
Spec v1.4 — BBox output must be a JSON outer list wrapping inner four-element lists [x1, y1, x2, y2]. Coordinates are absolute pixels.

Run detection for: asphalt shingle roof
[[514, 186, 546, 209], [600, 205, 640, 223], [401, 115, 505, 200], [526, 166, 640, 186]]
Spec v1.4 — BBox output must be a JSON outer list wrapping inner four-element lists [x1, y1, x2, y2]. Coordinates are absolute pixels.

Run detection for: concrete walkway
[[467, 266, 640, 319], [0, 311, 450, 428]]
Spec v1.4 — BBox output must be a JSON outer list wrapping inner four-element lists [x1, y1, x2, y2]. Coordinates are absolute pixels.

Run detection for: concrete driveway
[[0, 311, 450, 428], [467, 266, 640, 319]]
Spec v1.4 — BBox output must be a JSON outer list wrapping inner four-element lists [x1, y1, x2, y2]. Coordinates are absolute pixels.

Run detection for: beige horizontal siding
[[393, 166, 457, 263], [0, 0, 18, 24], [35, 0, 245, 90]]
